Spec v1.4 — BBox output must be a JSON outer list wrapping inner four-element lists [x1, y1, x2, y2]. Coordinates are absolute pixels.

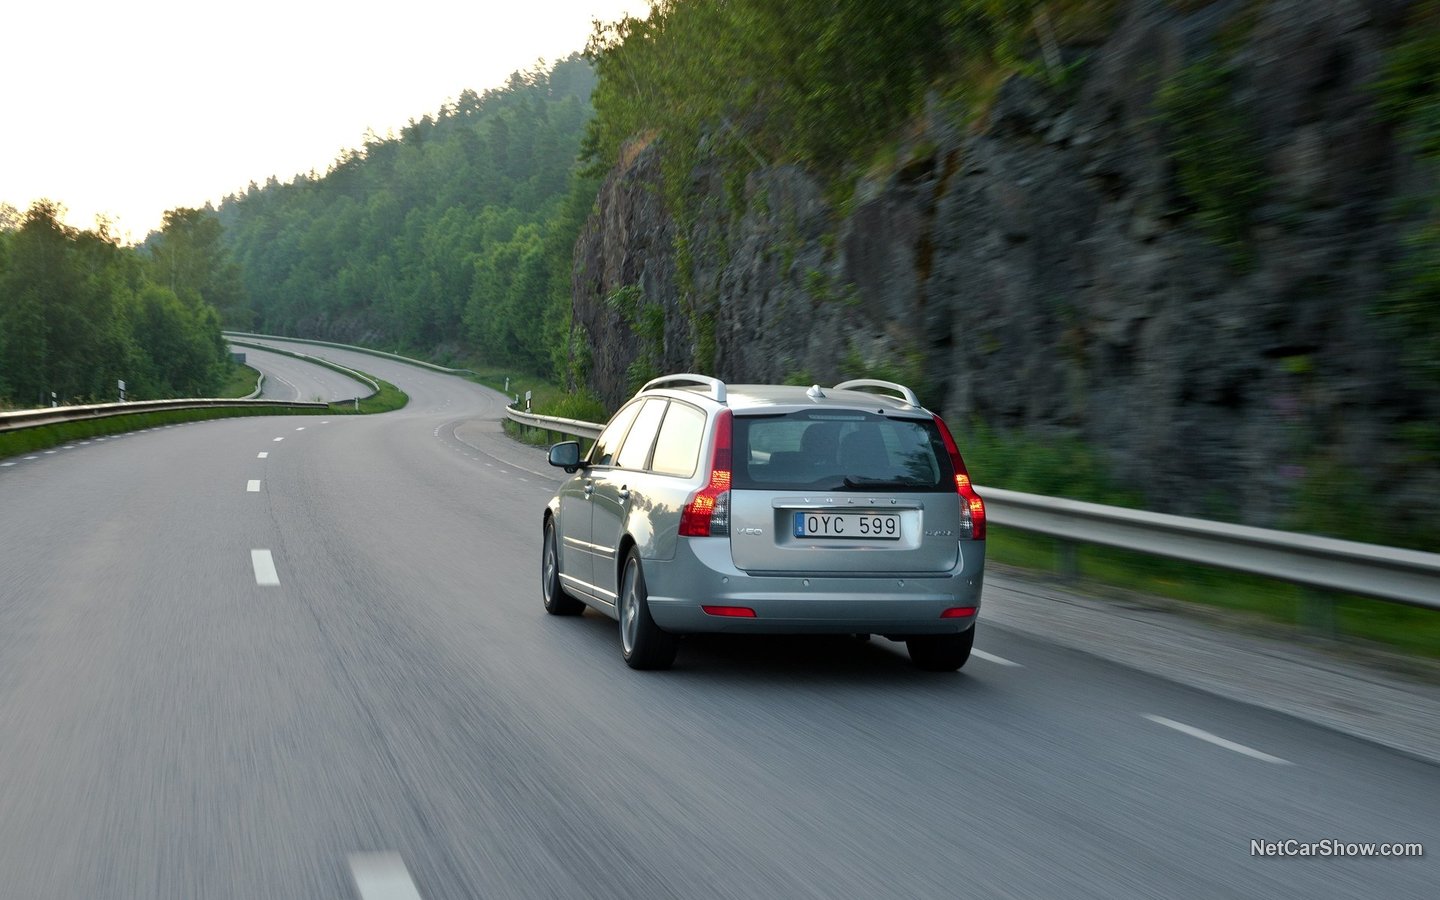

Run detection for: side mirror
[[548, 441, 583, 473]]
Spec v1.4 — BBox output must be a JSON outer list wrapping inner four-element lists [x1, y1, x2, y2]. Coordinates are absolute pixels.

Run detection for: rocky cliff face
[[572, 0, 1436, 533]]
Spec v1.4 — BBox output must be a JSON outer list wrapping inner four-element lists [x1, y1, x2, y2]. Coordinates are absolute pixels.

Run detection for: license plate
[[793, 511, 901, 540]]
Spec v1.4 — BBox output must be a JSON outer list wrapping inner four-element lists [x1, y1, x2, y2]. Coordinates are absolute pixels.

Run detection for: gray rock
[[570, 0, 1437, 541]]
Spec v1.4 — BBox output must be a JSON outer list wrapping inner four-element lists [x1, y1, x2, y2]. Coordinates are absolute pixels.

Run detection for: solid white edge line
[[972, 649, 1021, 667], [247, 480, 261, 492], [349, 853, 424, 900], [1143, 714, 1293, 765], [250, 550, 280, 587]]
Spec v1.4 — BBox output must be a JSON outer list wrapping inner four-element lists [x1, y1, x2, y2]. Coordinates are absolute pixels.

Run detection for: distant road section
[[231, 343, 371, 403]]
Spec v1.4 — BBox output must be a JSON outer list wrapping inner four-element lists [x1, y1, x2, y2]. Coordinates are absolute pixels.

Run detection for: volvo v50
[[542, 375, 986, 671]]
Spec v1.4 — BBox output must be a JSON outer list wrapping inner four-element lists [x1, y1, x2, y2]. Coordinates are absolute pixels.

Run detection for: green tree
[[147, 206, 252, 327], [219, 54, 597, 375], [0, 201, 229, 407]]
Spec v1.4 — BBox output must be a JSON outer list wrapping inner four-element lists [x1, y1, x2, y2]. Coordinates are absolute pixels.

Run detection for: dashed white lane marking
[[79, 441, 91, 446], [1142, 715, 1292, 765], [295, 426, 306, 431], [44, 450, 56, 454], [258, 452, 269, 459], [247, 480, 261, 492], [23, 456, 38, 461], [0, 462, 14, 467], [349, 853, 424, 900], [972, 649, 1021, 667], [250, 550, 280, 587], [322, 421, 330, 425], [273, 437, 284, 442]]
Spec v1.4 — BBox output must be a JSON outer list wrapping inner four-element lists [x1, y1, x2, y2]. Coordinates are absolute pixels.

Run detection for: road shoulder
[[983, 564, 1440, 765]]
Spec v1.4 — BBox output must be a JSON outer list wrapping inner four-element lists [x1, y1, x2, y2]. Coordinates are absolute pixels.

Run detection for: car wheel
[[618, 548, 677, 670], [542, 519, 584, 616], [906, 625, 975, 672]]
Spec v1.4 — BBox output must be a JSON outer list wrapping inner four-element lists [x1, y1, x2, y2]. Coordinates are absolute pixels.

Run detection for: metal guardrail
[[222, 331, 475, 376], [1, 343, 376, 435], [980, 488, 1440, 611], [505, 408, 1440, 611], [242, 371, 266, 400], [505, 407, 603, 441], [0, 397, 328, 434]]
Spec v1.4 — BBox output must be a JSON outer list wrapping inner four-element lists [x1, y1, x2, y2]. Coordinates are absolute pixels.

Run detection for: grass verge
[[0, 406, 315, 459], [220, 363, 263, 398], [986, 520, 1440, 661], [327, 377, 407, 415], [1, 365, 407, 461]]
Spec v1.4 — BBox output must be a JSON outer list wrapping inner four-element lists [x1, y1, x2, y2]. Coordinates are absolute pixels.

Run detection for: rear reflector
[[940, 607, 977, 618], [702, 605, 756, 618]]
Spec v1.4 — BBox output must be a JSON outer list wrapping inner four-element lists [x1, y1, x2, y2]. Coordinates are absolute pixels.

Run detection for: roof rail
[[832, 378, 920, 408], [640, 373, 727, 403]]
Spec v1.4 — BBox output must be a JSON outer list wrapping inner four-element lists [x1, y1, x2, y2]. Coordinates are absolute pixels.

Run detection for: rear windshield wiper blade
[[842, 476, 924, 489]]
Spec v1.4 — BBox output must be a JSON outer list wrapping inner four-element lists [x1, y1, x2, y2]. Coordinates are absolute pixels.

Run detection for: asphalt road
[[0, 340, 1433, 899], [231, 344, 373, 403]]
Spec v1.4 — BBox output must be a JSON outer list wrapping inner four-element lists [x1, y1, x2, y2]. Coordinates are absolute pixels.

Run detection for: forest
[[217, 54, 599, 380], [0, 203, 236, 408]]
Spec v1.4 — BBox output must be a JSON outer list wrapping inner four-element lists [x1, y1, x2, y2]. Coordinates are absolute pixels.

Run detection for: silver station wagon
[[542, 375, 986, 671]]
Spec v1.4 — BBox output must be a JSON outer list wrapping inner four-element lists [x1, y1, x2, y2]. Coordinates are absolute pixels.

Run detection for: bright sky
[[1, 1, 638, 244]]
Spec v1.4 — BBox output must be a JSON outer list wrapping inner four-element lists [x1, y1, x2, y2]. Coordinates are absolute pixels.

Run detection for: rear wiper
[[843, 477, 923, 489]]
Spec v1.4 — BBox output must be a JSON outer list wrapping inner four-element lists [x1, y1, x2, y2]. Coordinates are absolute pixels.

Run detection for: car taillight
[[932, 415, 985, 540], [679, 409, 733, 537]]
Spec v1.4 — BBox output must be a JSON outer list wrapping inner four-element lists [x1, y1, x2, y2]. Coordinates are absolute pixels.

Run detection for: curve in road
[[0, 339, 1433, 899]]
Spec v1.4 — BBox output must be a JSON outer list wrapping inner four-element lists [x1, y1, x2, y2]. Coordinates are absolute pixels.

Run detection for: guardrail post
[[1299, 587, 1338, 640], [1057, 539, 1080, 581]]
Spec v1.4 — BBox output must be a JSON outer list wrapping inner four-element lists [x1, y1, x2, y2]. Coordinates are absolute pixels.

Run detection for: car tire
[[542, 519, 584, 616], [906, 626, 975, 672], [618, 548, 677, 670]]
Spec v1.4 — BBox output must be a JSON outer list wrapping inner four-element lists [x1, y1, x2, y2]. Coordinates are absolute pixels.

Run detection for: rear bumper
[[642, 537, 984, 635]]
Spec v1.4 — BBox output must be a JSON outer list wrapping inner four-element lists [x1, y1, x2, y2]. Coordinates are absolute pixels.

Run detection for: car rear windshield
[[732, 411, 954, 492]]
